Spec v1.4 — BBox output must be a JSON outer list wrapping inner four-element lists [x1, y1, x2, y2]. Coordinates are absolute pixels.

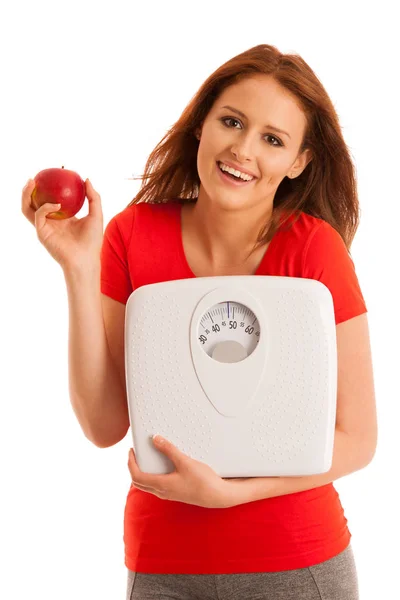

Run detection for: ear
[[290, 148, 313, 178]]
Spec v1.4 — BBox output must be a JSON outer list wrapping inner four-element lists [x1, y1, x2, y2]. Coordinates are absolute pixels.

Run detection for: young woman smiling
[[22, 44, 376, 600]]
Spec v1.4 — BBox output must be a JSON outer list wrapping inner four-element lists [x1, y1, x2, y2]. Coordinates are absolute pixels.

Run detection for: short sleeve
[[302, 221, 367, 325], [100, 209, 134, 305]]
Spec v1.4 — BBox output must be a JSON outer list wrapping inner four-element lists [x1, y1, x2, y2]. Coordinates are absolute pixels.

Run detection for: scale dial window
[[198, 301, 260, 363]]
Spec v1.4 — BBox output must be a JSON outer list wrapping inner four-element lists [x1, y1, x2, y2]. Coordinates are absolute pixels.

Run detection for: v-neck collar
[[175, 202, 283, 278]]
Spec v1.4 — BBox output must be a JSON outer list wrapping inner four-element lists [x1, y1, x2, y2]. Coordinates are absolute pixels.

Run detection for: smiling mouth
[[216, 161, 256, 184]]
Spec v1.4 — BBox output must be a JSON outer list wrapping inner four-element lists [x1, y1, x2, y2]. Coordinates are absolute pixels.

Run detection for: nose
[[230, 134, 255, 163]]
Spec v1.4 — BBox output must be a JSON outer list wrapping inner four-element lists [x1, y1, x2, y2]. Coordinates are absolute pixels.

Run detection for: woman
[[21, 44, 377, 599]]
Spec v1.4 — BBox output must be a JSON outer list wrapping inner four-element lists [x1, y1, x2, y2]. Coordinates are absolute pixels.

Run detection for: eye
[[220, 117, 283, 147], [221, 117, 241, 129]]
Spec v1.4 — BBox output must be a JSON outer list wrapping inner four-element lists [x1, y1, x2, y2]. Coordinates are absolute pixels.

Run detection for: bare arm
[[21, 178, 130, 448], [64, 261, 130, 448], [233, 313, 378, 503]]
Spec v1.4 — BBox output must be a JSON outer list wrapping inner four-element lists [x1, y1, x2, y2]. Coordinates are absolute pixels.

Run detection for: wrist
[[221, 478, 259, 508], [62, 259, 101, 287], [62, 256, 100, 276]]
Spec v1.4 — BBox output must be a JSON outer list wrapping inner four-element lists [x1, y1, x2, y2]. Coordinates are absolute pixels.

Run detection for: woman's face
[[196, 74, 312, 212]]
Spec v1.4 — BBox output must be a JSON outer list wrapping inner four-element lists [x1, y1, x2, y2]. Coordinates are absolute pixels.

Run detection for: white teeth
[[219, 162, 254, 181]]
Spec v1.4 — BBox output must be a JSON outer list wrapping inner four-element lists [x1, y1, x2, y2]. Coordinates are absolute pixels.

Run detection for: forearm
[[64, 261, 128, 446], [242, 428, 374, 504]]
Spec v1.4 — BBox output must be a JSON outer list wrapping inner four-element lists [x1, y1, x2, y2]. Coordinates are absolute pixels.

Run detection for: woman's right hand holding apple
[[21, 178, 104, 272]]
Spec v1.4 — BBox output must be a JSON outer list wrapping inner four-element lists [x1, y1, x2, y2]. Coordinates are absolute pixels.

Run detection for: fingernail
[[153, 434, 164, 444]]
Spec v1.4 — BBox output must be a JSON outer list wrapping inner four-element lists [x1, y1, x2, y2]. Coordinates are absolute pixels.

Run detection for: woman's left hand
[[127, 435, 252, 508]]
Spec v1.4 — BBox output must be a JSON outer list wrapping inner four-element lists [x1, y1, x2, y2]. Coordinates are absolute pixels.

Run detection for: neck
[[188, 195, 273, 267]]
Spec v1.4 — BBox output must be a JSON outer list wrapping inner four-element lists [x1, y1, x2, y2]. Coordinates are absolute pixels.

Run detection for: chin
[[211, 193, 254, 212]]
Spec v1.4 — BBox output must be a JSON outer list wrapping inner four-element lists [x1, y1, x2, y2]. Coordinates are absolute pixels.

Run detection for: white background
[[1, 0, 399, 598]]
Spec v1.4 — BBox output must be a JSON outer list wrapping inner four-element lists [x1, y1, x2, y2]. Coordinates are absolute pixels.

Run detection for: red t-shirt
[[100, 201, 367, 574]]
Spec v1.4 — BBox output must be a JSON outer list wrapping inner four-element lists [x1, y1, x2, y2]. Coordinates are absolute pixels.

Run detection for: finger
[[129, 468, 166, 495], [132, 484, 150, 493], [132, 470, 172, 492], [152, 435, 186, 468], [128, 449, 171, 491], [131, 481, 161, 493], [85, 179, 103, 221], [34, 202, 63, 236], [21, 179, 38, 225], [128, 448, 138, 470], [132, 483, 168, 500], [128, 451, 156, 485], [128, 449, 144, 482]]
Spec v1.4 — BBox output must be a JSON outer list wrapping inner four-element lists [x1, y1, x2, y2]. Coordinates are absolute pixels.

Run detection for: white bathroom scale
[[124, 276, 337, 478]]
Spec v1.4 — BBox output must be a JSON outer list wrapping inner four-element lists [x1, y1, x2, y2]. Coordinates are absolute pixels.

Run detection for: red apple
[[31, 166, 85, 219]]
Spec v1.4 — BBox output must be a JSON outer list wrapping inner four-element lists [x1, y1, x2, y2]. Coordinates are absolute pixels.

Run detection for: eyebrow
[[220, 105, 291, 139]]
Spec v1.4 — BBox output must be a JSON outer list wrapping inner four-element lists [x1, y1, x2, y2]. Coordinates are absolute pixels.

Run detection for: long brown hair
[[127, 44, 360, 252]]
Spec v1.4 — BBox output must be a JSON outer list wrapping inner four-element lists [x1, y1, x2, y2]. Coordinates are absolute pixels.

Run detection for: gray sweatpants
[[126, 544, 358, 599]]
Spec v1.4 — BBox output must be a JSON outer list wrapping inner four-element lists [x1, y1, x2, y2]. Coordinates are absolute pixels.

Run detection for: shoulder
[[279, 211, 348, 264], [299, 214, 352, 274], [105, 201, 180, 241], [286, 211, 332, 242], [113, 200, 181, 225], [274, 211, 338, 269], [292, 214, 367, 325]]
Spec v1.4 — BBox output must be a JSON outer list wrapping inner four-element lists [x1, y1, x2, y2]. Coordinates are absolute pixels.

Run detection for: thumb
[[85, 178, 103, 219], [153, 435, 184, 463]]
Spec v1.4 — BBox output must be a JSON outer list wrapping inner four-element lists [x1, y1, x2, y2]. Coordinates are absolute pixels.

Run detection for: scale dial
[[198, 301, 260, 363]]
